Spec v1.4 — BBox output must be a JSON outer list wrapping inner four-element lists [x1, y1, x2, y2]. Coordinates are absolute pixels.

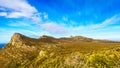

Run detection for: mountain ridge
[[9, 33, 120, 46], [0, 33, 120, 68]]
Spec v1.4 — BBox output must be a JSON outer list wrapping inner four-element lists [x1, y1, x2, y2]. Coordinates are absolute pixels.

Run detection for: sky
[[0, 0, 120, 43]]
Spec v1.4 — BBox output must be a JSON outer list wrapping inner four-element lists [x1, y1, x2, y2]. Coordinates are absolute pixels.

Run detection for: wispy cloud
[[70, 14, 120, 31], [90, 33, 120, 41], [43, 12, 48, 19], [40, 22, 68, 35], [0, 12, 7, 16], [66, 13, 120, 40], [0, 0, 41, 22], [8, 22, 31, 27], [88, 14, 120, 29], [37, 13, 120, 37]]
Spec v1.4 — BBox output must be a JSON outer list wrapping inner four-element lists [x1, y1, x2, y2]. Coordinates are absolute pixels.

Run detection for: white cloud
[[0, 0, 41, 22], [70, 14, 120, 31], [7, 12, 28, 18], [91, 34, 120, 41], [8, 22, 31, 27], [101, 14, 120, 26], [40, 22, 68, 34], [0, 12, 7, 16], [39, 14, 120, 36], [31, 14, 42, 23], [0, 0, 37, 13], [66, 14, 120, 40], [89, 14, 120, 28], [0, 0, 36, 11]]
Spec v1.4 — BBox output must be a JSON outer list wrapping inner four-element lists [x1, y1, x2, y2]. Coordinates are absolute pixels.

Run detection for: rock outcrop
[[10, 33, 26, 46]]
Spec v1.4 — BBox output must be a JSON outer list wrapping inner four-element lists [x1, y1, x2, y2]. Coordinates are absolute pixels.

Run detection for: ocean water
[[0, 43, 6, 48]]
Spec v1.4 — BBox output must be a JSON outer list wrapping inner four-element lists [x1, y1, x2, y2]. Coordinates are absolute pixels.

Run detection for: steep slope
[[9, 33, 44, 46], [0, 33, 63, 68], [0, 33, 39, 68]]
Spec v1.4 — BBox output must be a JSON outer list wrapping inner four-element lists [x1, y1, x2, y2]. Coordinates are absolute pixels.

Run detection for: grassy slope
[[58, 42, 120, 54], [3, 42, 120, 68]]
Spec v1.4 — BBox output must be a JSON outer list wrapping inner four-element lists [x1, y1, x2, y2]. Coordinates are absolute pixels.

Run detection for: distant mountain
[[0, 33, 120, 68], [8, 33, 120, 46], [7, 33, 94, 47]]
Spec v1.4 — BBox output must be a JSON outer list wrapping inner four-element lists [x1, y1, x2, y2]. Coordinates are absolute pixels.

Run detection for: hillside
[[0, 33, 120, 68]]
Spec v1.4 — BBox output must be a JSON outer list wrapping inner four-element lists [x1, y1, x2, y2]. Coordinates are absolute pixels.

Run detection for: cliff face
[[0, 33, 39, 68], [10, 33, 26, 46], [9, 33, 60, 47], [9, 33, 43, 46]]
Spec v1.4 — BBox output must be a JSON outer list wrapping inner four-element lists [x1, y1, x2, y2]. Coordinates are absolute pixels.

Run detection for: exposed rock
[[9, 33, 38, 46], [10, 33, 25, 46]]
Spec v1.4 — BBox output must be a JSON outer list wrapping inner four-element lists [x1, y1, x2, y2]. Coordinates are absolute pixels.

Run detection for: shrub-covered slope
[[0, 33, 120, 68]]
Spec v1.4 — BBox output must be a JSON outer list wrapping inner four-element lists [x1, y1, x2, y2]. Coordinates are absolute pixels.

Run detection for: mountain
[[0, 33, 120, 68], [8, 33, 120, 46]]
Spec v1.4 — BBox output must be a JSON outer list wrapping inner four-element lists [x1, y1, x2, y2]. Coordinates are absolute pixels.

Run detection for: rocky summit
[[0, 33, 120, 68], [10, 33, 27, 46]]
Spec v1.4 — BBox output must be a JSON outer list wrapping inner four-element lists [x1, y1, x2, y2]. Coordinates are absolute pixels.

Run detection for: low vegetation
[[2, 44, 120, 68], [0, 33, 120, 68]]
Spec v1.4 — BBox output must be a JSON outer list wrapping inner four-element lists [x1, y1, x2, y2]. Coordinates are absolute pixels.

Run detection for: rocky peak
[[10, 33, 28, 46], [12, 33, 24, 39]]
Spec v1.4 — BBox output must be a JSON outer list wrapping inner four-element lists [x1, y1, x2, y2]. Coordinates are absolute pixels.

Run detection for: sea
[[0, 43, 6, 48]]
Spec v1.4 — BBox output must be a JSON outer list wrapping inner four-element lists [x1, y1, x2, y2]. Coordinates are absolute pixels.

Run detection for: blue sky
[[0, 0, 120, 43]]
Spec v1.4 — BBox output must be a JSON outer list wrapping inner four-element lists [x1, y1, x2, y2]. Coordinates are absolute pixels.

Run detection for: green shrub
[[87, 54, 113, 68]]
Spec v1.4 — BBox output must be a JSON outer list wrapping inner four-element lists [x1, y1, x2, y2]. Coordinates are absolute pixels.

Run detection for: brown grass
[[58, 42, 120, 54]]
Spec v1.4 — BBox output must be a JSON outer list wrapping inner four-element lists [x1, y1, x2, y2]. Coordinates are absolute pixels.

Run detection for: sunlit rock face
[[9, 33, 31, 46], [10, 33, 24, 46]]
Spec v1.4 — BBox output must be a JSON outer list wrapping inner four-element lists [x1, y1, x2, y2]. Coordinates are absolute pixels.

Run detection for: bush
[[87, 54, 113, 68]]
